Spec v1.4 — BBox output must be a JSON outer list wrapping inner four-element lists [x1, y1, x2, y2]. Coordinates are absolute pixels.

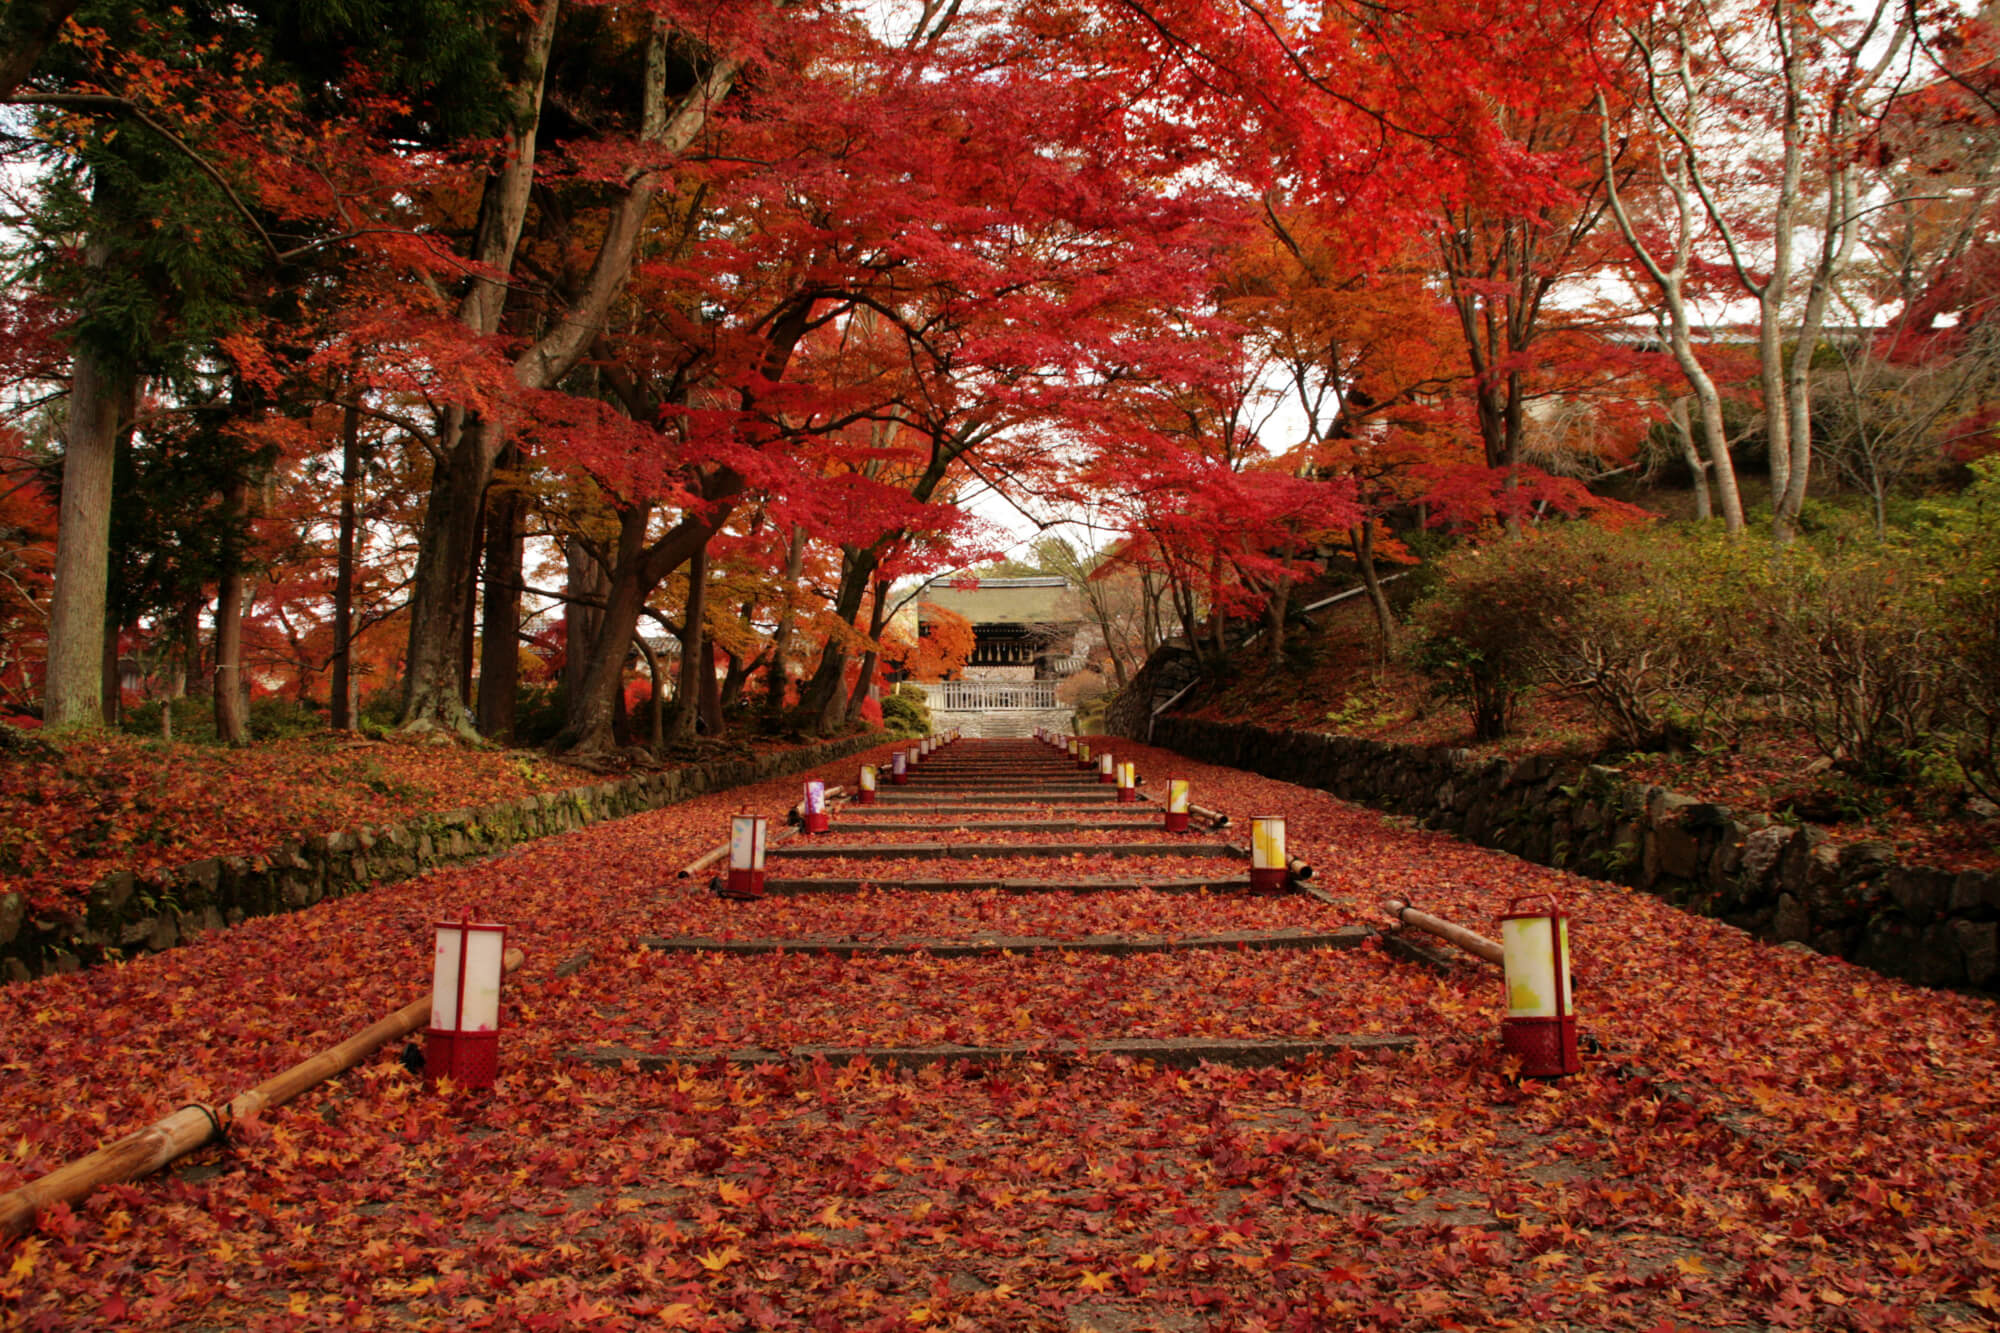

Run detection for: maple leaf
[[696, 1246, 743, 1274]]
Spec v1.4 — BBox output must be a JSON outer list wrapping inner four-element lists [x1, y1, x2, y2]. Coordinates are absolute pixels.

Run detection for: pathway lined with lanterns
[[12, 731, 1996, 1330], [571, 731, 1414, 1070]]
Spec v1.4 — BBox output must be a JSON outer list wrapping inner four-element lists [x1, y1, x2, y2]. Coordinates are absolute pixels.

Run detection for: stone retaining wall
[[1142, 716, 2000, 993], [0, 734, 880, 985]]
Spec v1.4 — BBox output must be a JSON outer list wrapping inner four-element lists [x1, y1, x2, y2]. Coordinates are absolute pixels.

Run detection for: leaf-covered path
[[2, 737, 1996, 1330]]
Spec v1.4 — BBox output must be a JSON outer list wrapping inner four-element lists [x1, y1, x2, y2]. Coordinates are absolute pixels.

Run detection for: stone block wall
[[1142, 716, 2000, 994], [0, 734, 879, 985]]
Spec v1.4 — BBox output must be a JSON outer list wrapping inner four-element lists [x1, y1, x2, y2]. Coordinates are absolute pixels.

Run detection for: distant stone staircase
[[956, 707, 1074, 739]]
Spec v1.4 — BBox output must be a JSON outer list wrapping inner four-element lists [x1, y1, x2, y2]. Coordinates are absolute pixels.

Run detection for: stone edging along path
[[0, 733, 881, 986], [1139, 715, 2000, 995]]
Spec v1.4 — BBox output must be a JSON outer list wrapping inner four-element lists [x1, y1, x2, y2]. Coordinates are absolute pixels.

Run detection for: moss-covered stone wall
[[1, 735, 878, 984], [1143, 716, 2000, 993]]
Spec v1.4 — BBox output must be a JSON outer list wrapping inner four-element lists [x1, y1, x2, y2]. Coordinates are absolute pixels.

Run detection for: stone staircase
[[934, 706, 1075, 739]]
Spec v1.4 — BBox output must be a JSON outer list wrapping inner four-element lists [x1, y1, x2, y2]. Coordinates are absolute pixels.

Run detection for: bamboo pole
[[0, 948, 526, 1242], [1287, 856, 1314, 883], [1385, 899, 1503, 965], [786, 785, 845, 824], [678, 840, 731, 879], [1189, 803, 1230, 828]]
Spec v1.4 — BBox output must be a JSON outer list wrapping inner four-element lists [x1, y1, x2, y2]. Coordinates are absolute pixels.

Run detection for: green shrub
[[879, 684, 932, 738], [1408, 523, 1753, 748], [1755, 543, 1950, 782], [248, 697, 327, 741], [1405, 540, 1571, 741], [1918, 457, 2000, 801], [509, 682, 570, 748], [122, 696, 217, 743]]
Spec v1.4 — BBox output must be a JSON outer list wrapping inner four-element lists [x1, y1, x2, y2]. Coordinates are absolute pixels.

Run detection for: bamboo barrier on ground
[[1384, 899, 1503, 965], [0, 948, 526, 1241]]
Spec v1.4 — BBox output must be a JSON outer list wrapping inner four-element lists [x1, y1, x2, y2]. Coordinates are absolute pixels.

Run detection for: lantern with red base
[[426, 919, 507, 1089], [1065, 736, 1077, 760], [1116, 762, 1137, 802], [1501, 895, 1579, 1077], [801, 780, 830, 833], [1249, 816, 1289, 892], [1077, 741, 1092, 771], [857, 764, 878, 804], [721, 815, 768, 899], [891, 751, 908, 785], [1098, 752, 1115, 784], [1164, 779, 1191, 832]]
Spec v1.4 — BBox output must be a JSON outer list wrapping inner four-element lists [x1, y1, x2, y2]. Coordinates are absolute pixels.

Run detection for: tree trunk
[[719, 647, 753, 712], [1353, 522, 1398, 662], [698, 636, 724, 736], [1667, 397, 1712, 522], [761, 524, 807, 718], [798, 546, 880, 728], [666, 545, 709, 747], [563, 534, 608, 706], [557, 507, 650, 755], [330, 400, 361, 730], [843, 577, 892, 726], [397, 0, 559, 734], [476, 448, 526, 740], [44, 338, 132, 730], [633, 633, 665, 751], [1208, 551, 1227, 664], [553, 493, 736, 756], [214, 474, 251, 746], [1263, 555, 1294, 667], [175, 596, 202, 699], [400, 7, 740, 736], [458, 487, 484, 706], [400, 425, 495, 737]]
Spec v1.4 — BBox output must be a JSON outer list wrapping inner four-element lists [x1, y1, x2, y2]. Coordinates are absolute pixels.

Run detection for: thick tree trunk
[[400, 426, 495, 737], [666, 546, 709, 747], [557, 507, 651, 755], [214, 475, 251, 746], [553, 496, 736, 756], [476, 449, 526, 740], [843, 577, 892, 726], [331, 401, 360, 730], [563, 535, 608, 705], [633, 633, 665, 751], [44, 339, 131, 730], [761, 525, 807, 718], [798, 547, 879, 728], [175, 597, 202, 699], [698, 639, 724, 736]]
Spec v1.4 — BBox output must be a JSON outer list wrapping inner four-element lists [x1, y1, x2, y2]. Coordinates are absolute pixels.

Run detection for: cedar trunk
[[477, 450, 526, 740], [213, 475, 251, 746], [44, 340, 130, 730], [330, 401, 361, 730]]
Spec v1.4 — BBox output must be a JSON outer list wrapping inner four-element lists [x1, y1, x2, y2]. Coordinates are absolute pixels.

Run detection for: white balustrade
[[913, 680, 1059, 713]]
